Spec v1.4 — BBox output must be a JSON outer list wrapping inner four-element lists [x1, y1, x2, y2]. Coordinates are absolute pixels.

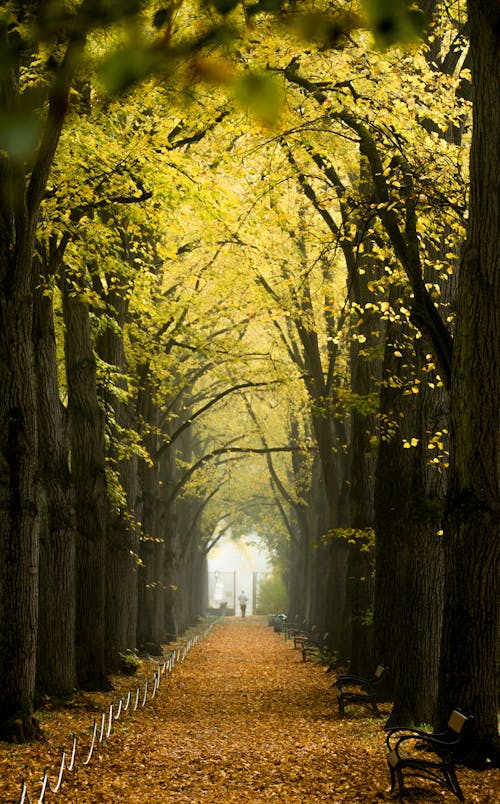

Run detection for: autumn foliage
[[1, 618, 498, 803]]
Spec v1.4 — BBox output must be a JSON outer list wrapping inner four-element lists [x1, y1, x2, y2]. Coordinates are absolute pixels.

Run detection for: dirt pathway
[[63, 617, 389, 802], [7, 618, 497, 803]]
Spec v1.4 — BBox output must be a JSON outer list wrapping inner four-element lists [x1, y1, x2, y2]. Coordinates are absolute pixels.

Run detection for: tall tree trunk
[[160, 410, 181, 641], [0, 17, 84, 738], [343, 232, 384, 673], [33, 281, 77, 696], [136, 380, 166, 651], [344, 369, 378, 673], [374, 304, 446, 725], [307, 412, 350, 644], [437, 0, 500, 761], [61, 270, 109, 689], [286, 411, 318, 622], [105, 459, 140, 668], [0, 238, 40, 740], [94, 284, 140, 670]]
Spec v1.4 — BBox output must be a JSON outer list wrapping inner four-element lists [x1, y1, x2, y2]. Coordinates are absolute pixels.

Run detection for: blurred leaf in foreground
[[362, 0, 426, 47]]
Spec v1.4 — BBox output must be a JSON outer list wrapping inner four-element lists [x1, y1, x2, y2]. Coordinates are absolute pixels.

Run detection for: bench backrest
[[448, 710, 468, 735]]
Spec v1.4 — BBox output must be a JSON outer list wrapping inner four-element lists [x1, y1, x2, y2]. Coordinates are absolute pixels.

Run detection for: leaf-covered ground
[[1, 617, 499, 803]]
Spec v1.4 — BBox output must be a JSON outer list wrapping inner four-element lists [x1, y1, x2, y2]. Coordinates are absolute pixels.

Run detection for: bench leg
[[444, 766, 464, 801], [394, 768, 407, 800], [388, 762, 396, 793]]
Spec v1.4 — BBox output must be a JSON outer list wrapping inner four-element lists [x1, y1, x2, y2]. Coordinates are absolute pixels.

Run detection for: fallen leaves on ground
[[1, 618, 499, 802]]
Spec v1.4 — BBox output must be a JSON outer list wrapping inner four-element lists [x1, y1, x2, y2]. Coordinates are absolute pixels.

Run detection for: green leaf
[[291, 11, 362, 49], [0, 112, 42, 161], [246, 0, 284, 17], [208, 0, 242, 15], [81, 0, 142, 26], [98, 47, 160, 94], [362, 0, 425, 47], [234, 71, 281, 125], [152, 7, 174, 29]]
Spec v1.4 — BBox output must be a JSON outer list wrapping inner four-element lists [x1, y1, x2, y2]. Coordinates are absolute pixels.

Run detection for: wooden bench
[[385, 709, 471, 801], [293, 624, 319, 650], [333, 664, 388, 716], [284, 617, 308, 642], [301, 632, 331, 663]]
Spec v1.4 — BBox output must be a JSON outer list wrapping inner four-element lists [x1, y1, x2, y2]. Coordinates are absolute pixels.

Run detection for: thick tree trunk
[[136, 381, 166, 651], [170, 498, 198, 634], [308, 413, 350, 644], [374, 308, 446, 725], [343, 242, 384, 672], [137, 468, 166, 650], [105, 467, 140, 668], [61, 271, 109, 689], [0, 13, 84, 735], [94, 288, 140, 670], [0, 247, 41, 740], [437, 0, 500, 760], [0, 34, 39, 741], [159, 419, 180, 641], [303, 463, 331, 631], [287, 414, 320, 622], [344, 396, 376, 672], [33, 284, 77, 696], [194, 551, 208, 618]]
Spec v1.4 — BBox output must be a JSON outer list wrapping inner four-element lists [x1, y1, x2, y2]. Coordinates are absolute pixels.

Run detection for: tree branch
[[164, 444, 296, 508], [157, 380, 280, 458], [282, 66, 453, 387]]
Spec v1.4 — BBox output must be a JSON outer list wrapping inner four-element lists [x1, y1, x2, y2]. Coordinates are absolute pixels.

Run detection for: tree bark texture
[[0, 10, 85, 737], [94, 285, 140, 669], [171, 421, 207, 633], [437, 0, 500, 759], [0, 34, 39, 740], [33, 284, 77, 695], [307, 412, 350, 644], [287, 414, 318, 622], [136, 380, 166, 651], [61, 271, 108, 689], [160, 437, 179, 642], [0, 245, 40, 736], [343, 235, 385, 673], [374, 308, 446, 725]]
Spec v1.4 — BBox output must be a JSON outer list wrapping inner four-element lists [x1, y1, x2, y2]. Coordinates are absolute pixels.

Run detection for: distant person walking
[[238, 591, 248, 618]]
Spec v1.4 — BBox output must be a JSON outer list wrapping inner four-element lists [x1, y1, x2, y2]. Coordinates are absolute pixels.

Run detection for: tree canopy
[[0, 0, 498, 765]]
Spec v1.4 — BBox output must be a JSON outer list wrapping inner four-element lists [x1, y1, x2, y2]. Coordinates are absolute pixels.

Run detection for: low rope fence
[[18, 618, 220, 804]]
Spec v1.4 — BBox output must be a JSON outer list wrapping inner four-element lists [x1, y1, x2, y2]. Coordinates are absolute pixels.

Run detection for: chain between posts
[[17, 619, 219, 804]]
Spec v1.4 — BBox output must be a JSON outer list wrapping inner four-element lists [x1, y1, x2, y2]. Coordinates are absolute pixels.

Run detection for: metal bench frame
[[333, 664, 388, 716], [301, 632, 330, 662], [385, 709, 470, 801]]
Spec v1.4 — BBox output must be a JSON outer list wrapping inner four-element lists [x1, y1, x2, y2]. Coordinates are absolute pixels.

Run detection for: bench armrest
[[334, 674, 377, 690], [386, 725, 447, 746], [386, 710, 470, 752], [387, 731, 459, 763]]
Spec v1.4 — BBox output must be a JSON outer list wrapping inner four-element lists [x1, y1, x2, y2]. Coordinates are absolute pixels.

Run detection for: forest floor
[[1, 617, 499, 803]]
